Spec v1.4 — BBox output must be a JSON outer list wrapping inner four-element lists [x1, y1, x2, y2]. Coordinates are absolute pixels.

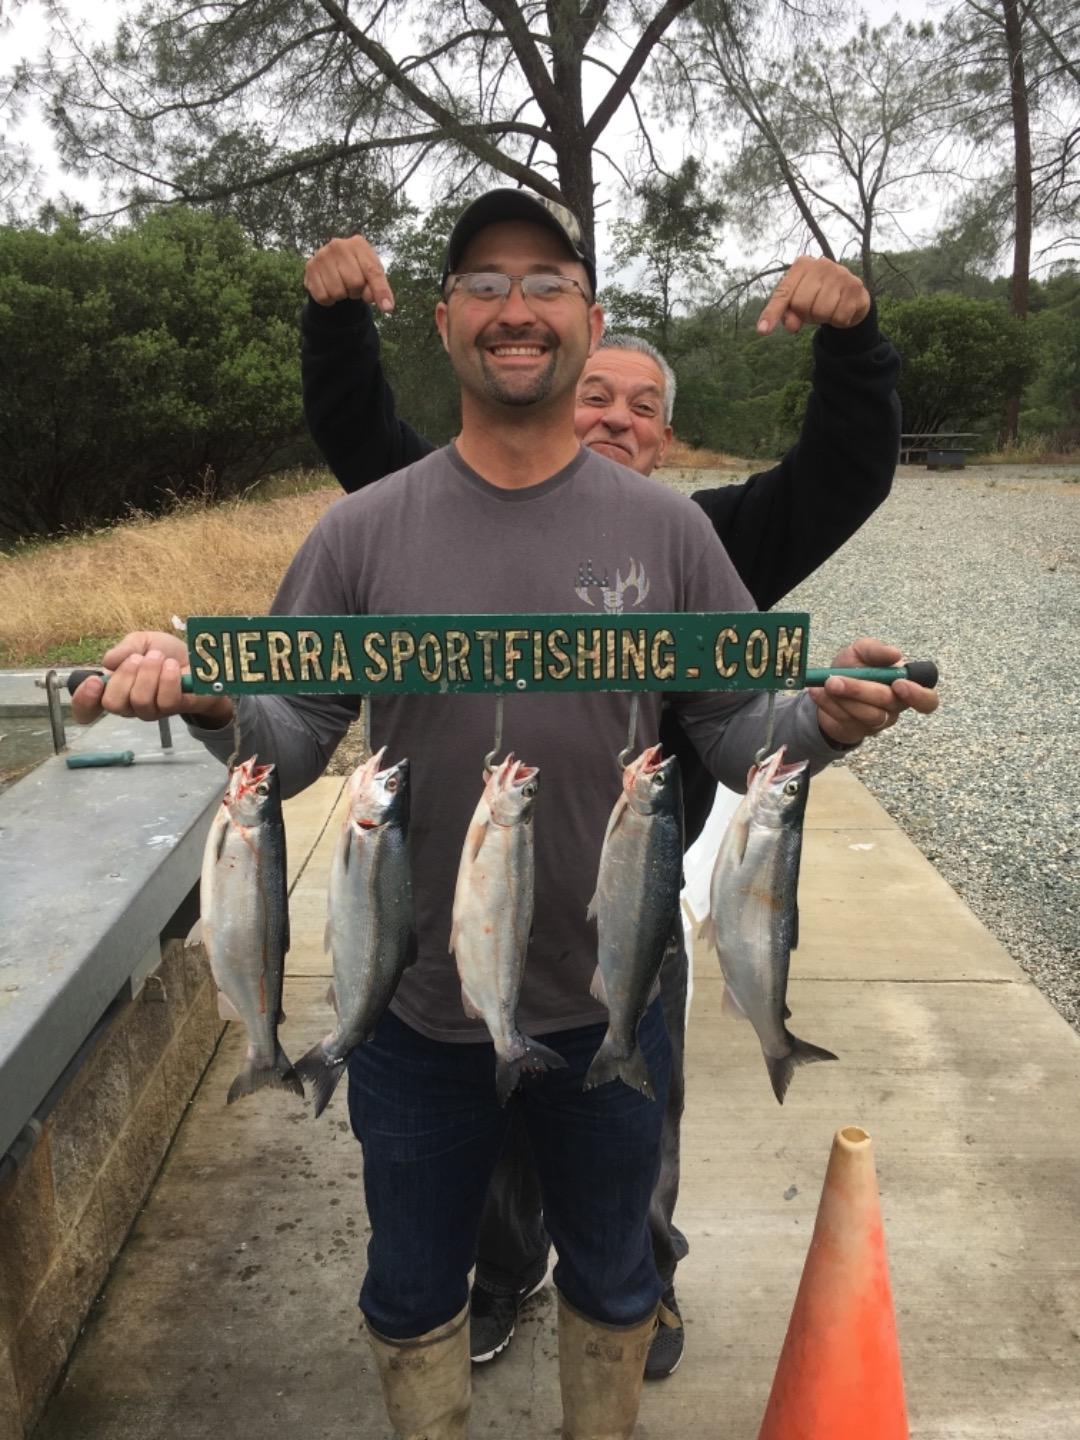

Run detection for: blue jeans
[[347, 1000, 672, 1341], [476, 929, 689, 1296]]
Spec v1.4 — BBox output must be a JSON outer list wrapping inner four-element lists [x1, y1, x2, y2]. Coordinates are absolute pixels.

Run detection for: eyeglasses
[[446, 272, 590, 303]]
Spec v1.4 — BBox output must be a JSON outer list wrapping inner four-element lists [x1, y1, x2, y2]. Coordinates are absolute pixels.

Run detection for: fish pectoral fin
[[216, 990, 244, 1024], [326, 983, 338, 1016], [213, 820, 229, 864], [460, 985, 485, 1021], [720, 984, 748, 1020], [729, 813, 750, 866], [585, 892, 598, 923], [589, 965, 609, 1007], [404, 931, 419, 968]]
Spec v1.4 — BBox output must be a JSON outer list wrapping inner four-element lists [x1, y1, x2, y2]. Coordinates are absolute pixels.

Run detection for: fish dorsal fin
[[589, 965, 609, 1007], [326, 982, 338, 1016]]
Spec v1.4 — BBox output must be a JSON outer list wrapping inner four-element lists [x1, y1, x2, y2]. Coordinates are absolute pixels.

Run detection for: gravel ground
[[668, 461, 1080, 1031]]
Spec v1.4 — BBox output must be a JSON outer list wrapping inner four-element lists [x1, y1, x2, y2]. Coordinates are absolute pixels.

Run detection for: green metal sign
[[186, 613, 810, 696]]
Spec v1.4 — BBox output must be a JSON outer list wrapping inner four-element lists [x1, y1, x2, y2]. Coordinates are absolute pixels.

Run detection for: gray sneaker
[[469, 1277, 546, 1363], [644, 1288, 684, 1379]]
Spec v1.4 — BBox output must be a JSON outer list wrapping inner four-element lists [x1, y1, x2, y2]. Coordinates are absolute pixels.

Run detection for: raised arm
[[301, 235, 436, 493], [691, 259, 900, 609]]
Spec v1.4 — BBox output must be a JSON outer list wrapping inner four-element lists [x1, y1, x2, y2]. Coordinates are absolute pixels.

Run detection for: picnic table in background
[[899, 433, 979, 470]]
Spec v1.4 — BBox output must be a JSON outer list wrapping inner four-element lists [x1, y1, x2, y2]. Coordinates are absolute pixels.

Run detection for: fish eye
[[522, 782, 538, 798], [783, 780, 801, 797], [384, 777, 398, 792], [255, 782, 270, 796]]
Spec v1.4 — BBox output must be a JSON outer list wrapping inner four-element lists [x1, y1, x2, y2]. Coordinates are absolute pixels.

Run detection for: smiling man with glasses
[[297, 191, 911, 1387]]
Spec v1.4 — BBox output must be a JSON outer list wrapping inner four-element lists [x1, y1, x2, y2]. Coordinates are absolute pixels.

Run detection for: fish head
[[347, 747, 410, 831], [485, 754, 540, 828], [747, 746, 810, 829], [623, 744, 681, 816], [224, 756, 280, 827]]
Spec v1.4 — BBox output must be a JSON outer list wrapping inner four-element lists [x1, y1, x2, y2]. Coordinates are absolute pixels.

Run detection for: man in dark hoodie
[[296, 224, 905, 1382]]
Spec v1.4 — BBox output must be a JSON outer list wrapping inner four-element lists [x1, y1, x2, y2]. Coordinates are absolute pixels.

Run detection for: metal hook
[[226, 699, 243, 772], [362, 698, 373, 759], [483, 693, 505, 777], [617, 693, 640, 769], [754, 690, 777, 766]]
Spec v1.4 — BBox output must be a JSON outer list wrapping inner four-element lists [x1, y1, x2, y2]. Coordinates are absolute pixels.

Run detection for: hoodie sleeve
[[301, 296, 436, 493], [690, 303, 900, 608]]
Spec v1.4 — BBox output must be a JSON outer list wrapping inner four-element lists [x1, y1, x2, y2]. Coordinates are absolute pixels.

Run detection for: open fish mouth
[[639, 744, 664, 775], [755, 746, 808, 786], [232, 757, 275, 795]]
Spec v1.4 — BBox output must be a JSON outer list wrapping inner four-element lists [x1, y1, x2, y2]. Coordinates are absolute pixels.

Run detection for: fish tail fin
[[495, 1033, 566, 1105], [766, 1034, 838, 1106], [583, 1031, 655, 1100], [294, 1041, 347, 1119], [226, 1043, 305, 1105]]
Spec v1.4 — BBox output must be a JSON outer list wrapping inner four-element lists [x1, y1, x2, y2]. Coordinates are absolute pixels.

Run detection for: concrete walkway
[[33, 770, 1080, 1439]]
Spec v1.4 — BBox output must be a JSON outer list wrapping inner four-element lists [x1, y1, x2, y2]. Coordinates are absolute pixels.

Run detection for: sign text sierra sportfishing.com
[[186, 614, 810, 695]]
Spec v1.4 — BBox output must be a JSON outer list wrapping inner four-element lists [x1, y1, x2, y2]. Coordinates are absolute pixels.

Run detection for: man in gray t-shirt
[[72, 189, 931, 1440]]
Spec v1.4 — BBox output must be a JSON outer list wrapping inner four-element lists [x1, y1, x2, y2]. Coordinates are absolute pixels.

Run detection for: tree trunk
[[1002, 0, 1032, 447]]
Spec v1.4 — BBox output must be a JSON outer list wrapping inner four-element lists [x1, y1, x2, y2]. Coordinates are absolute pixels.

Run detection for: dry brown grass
[[660, 438, 750, 470], [0, 483, 341, 666]]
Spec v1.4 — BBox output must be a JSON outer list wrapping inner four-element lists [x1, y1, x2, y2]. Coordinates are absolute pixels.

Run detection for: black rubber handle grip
[[66, 667, 108, 695], [903, 660, 938, 689]]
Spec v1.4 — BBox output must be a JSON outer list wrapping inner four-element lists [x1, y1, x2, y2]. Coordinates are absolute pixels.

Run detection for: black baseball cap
[[440, 188, 597, 297]]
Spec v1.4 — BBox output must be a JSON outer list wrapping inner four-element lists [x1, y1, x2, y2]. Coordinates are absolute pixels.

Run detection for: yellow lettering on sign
[[532, 631, 544, 682], [575, 628, 602, 680], [221, 632, 236, 683], [237, 631, 265, 683], [390, 632, 416, 682], [192, 633, 220, 684], [775, 626, 804, 679], [417, 633, 443, 682], [476, 630, 500, 683], [714, 627, 739, 679], [445, 631, 471, 682], [297, 631, 325, 682], [605, 628, 617, 679], [504, 629, 528, 682], [329, 632, 353, 683], [363, 633, 389, 683], [745, 629, 769, 679], [651, 630, 676, 682], [266, 631, 295, 682], [546, 629, 571, 681], [620, 629, 646, 681]]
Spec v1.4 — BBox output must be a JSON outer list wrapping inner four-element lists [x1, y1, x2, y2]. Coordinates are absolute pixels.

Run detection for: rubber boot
[[558, 1295, 657, 1439], [366, 1304, 471, 1439]]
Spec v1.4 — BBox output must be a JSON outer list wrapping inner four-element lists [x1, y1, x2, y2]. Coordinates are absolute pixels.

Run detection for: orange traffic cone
[[757, 1125, 909, 1440]]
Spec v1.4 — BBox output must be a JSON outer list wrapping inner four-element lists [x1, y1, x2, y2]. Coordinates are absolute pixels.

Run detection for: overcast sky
[[4, 0, 1062, 281]]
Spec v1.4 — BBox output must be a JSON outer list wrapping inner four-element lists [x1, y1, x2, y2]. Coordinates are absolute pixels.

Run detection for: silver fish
[[701, 746, 837, 1103], [450, 755, 564, 1104], [584, 745, 683, 1098], [200, 757, 302, 1104], [296, 749, 415, 1117]]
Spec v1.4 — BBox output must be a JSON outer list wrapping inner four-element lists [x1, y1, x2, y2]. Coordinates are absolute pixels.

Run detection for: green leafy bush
[[0, 210, 305, 538]]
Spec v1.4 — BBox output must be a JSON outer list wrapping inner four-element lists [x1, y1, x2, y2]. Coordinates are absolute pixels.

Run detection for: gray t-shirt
[[191, 444, 839, 1041]]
